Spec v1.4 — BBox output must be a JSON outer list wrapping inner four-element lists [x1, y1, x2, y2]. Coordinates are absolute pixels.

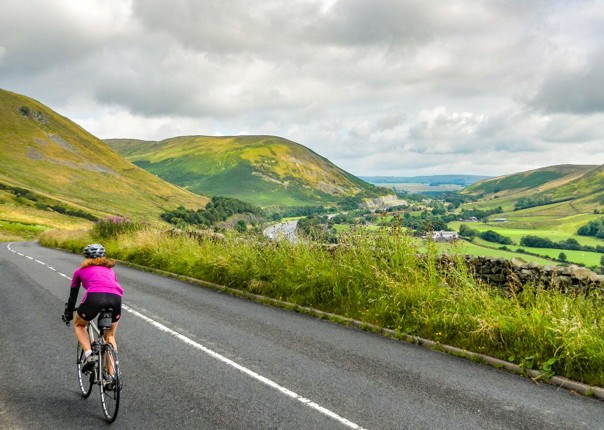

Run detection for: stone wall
[[450, 255, 604, 292]]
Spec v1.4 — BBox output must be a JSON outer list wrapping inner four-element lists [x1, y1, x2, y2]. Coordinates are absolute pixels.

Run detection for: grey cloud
[[0, 1, 116, 73], [539, 114, 604, 143], [529, 51, 604, 114], [131, 0, 321, 57], [1, 0, 603, 177]]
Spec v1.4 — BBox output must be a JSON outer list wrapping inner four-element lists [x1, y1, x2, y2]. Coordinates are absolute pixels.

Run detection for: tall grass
[[40, 225, 604, 386]]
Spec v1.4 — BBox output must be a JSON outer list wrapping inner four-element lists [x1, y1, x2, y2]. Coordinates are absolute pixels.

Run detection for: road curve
[[264, 220, 298, 243], [1, 242, 603, 429]]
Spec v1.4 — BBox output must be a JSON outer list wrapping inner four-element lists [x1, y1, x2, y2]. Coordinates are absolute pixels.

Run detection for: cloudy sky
[[2, 0, 604, 177]]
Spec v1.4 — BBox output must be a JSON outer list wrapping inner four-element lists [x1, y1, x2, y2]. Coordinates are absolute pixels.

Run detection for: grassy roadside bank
[[40, 225, 604, 387]]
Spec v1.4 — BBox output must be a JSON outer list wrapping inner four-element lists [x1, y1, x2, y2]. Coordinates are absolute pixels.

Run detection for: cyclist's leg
[[74, 313, 91, 351], [103, 294, 122, 352], [103, 322, 119, 351], [103, 322, 119, 376]]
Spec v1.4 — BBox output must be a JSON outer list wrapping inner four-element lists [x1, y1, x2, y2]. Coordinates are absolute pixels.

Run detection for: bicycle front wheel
[[99, 343, 121, 423], [76, 344, 94, 398]]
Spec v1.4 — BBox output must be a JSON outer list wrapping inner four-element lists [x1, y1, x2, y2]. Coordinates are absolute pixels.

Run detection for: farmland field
[[372, 182, 464, 193], [448, 220, 604, 268]]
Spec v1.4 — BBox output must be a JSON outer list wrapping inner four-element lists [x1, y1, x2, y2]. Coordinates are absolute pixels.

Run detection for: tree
[[558, 252, 567, 262], [480, 230, 513, 245], [458, 224, 478, 240], [600, 255, 604, 272]]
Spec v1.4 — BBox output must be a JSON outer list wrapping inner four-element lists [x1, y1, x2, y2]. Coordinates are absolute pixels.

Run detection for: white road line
[[123, 304, 367, 430], [5, 242, 368, 430]]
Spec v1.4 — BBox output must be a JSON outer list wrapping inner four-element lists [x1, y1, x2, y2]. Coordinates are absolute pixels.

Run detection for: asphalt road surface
[[264, 220, 298, 243], [1, 242, 603, 429]]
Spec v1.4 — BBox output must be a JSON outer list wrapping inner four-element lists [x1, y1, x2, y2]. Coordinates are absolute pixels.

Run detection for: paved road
[[1, 242, 603, 429], [264, 220, 298, 243]]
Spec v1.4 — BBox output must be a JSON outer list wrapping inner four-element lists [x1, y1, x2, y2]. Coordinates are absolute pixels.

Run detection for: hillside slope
[[0, 89, 208, 229], [463, 164, 603, 211], [106, 135, 381, 206], [464, 165, 597, 197], [459, 164, 604, 233]]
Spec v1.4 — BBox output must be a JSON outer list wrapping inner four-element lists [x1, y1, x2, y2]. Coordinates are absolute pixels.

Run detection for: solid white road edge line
[[6, 243, 368, 430]]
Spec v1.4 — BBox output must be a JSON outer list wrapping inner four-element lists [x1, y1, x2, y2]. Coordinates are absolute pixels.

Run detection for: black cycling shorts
[[77, 293, 122, 323]]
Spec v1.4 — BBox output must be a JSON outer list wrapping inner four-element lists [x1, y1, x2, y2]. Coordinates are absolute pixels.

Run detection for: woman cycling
[[63, 243, 123, 372]]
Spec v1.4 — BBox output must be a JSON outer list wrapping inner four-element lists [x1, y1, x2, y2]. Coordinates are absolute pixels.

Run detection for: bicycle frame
[[75, 311, 121, 422]]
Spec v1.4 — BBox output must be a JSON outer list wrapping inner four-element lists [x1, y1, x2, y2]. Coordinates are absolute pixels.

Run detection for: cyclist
[[63, 243, 123, 372]]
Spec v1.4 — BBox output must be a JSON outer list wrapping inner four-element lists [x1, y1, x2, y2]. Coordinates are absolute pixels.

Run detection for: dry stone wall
[[452, 255, 604, 292]]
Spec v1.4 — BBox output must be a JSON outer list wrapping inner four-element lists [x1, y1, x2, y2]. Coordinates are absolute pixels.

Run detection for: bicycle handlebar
[[62, 304, 78, 327]]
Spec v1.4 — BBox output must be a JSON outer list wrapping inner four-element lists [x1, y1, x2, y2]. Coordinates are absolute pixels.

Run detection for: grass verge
[[40, 225, 604, 387]]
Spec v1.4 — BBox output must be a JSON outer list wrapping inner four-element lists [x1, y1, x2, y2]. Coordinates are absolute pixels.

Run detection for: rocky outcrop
[[361, 195, 408, 210]]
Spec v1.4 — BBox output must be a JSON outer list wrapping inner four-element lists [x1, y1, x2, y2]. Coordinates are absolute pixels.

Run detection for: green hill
[[0, 89, 208, 233], [105, 135, 381, 207], [462, 164, 603, 213], [459, 164, 604, 238]]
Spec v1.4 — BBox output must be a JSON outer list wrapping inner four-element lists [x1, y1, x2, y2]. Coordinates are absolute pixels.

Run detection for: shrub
[[92, 216, 142, 239]]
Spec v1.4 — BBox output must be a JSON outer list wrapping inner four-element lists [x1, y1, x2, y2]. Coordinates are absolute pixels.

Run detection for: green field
[[0, 219, 49, 241], [449, 220, 604, 268], [373, 183, 464, 193]]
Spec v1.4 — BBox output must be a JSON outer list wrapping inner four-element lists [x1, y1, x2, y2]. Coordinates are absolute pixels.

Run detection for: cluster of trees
[[338, 196, 365, 211], [330, 210, 372, 225], [38, 203, 98, 221], [0, 182, 97, 221], [577, 217, 604, 239], [161, 196, 264, 228], [459, 206, 504, 221], [296, 215, 338, 243], [398, 213, 448, 234], [514, 195, 553, 210], [458, 224, 512, 244], [267, 205, 333, 221], [520, 235, 604, 253]]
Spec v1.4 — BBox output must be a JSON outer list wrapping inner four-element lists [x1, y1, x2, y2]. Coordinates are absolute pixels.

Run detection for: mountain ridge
[[105, 135, 385, 207]]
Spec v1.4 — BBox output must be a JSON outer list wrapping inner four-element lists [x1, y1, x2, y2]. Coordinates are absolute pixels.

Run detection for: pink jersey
[[71, 265, 124, 297]]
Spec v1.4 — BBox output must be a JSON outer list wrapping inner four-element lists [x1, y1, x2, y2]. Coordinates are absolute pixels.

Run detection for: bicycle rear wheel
[[99, 343, 121, 423], [76, 344, 94, 398]]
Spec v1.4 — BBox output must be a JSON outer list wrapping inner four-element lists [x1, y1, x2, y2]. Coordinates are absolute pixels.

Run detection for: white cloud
[[1, 0, 603, 177]]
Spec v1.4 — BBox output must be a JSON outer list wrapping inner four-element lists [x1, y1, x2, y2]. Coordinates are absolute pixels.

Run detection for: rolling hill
[[462, 164, 603, 211], [460, 164, 604, 232], [105, 136, 383, 207], [0, 89, 208, 231]]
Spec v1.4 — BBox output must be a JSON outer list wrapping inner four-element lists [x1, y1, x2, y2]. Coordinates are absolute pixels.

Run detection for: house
[[432, 231, 459, 242]]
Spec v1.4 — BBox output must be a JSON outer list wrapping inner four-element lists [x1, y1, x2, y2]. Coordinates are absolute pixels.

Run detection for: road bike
[[63, 308, 122, 423]]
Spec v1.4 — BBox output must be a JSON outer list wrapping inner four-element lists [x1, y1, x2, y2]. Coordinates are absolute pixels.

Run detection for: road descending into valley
[[1, 242, 603, 429]]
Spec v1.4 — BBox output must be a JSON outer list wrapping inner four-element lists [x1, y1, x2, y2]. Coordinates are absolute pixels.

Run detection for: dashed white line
[[5, 242, 368, 430]]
